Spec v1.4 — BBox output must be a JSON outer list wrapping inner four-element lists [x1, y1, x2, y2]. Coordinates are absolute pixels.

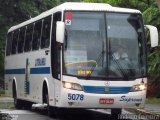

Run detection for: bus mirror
[[145, 25, 159, 48], [56, 21, 65, 43]]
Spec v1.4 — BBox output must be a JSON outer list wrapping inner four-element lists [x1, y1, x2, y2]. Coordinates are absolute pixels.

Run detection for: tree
[[156, 0, 160, 10], [0, 0, 57, 81]]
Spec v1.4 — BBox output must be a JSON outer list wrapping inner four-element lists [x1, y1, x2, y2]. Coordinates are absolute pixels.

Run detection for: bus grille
[[83, 86, 131, 94]]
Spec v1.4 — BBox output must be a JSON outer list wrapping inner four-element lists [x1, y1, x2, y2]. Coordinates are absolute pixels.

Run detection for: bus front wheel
[[44, 88, 57, 117], [13, 83, 22, 109]]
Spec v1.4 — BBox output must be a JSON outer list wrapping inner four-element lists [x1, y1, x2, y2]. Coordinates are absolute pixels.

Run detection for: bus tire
[[13, 82, 22, 109], [111, 108, 121, 118], [44, 87, 57, 117]]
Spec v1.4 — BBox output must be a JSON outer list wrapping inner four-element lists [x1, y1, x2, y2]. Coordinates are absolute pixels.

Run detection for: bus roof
[[8, 2, 141, 33]]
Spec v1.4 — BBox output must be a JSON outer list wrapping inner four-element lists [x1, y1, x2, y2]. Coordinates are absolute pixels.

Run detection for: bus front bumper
[[56, 88, 146, 109]]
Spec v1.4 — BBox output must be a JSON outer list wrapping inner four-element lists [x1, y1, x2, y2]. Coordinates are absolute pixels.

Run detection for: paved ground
[[0, 108, 137, 120], [1, 97, 160, 114], [0, 97, 160, 120], [145, 104, 160, 114]]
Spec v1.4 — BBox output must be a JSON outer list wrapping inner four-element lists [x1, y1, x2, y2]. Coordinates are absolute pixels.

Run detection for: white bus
[[5, 2, 158, 116]]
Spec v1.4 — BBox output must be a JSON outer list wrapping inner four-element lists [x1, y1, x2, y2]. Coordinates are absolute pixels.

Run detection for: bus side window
[[41, 16, 51, 49], [24, 24, 33, 52], [51, 12, 61, 79], [6, 32, 13, 56], [18, 27, 26, 53], [32, 20, 42, 51], [11, 30, 19, 54]]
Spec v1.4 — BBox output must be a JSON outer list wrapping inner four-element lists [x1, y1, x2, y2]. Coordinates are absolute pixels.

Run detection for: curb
[[125, 108, 160, 118]]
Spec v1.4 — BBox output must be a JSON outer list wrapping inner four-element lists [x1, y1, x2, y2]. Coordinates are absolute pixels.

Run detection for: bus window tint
[[11, 30, 19, 54], [41, 16, 51, 49], [24, 24, 33, 52], [6, 32, 12, 56], [32, 21, 42, 50], [18, 27, 26, 53]]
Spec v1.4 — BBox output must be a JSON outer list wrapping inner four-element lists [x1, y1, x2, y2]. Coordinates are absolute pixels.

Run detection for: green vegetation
[[0, 102, 14, 109], [146, 98, 160, 104], [0, 0, 160, 97], [0, 89, 5, 95], [0, 0, 80, 86]]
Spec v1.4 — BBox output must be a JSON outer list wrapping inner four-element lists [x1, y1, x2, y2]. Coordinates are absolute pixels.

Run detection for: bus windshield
[[63, 12, 146, 80]]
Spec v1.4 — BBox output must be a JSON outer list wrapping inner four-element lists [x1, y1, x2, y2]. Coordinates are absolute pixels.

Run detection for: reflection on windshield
[[107, 13, 146, 79], [63, 12, 146, 80]]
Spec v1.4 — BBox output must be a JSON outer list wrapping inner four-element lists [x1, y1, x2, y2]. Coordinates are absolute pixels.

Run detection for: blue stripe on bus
[[30, 67, 50, 74], [83, 86, 131, 94], [5, 68, 25, 74], [5, 67, 50, 74]]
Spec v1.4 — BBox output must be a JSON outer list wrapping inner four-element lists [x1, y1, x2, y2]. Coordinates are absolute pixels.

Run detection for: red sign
[[99, 98, 114, 104], [65, 12, 73, 20]]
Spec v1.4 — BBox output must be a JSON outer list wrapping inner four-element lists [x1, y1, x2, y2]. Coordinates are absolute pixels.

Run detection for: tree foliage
[[0, 0, 159, 82], [0, 0, 80, 80]]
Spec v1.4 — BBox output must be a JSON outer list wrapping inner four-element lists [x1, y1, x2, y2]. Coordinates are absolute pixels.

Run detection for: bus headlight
[[62, 81, 83, 91], [130, 84, 147, 92]]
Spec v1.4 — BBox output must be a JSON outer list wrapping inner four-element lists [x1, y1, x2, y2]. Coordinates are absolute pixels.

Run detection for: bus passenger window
[[41, 16, 51, 49], [11, 30, 19, 54], [18, 27, 26, 53], [24, 24, 33, 52], [6, 32, 13, 56], [32, 20, 42, 51]]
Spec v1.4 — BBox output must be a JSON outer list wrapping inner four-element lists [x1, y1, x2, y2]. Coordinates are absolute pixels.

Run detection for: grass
[[0, 102, 14, 109], [0, 89, 4, 94], [0, 89, 5, 97], [0, 90, 14, 109], [145, 98, 160, 104]]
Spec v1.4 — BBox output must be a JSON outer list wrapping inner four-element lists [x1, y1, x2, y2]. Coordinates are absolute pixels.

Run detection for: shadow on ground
[[0, 108, 132, 120]]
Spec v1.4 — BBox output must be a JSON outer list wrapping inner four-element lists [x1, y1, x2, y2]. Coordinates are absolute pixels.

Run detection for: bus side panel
[[4, 74, 12, 97], [5, 49, 55, 104], [5, 55, 26, 99], [25, 49, 54, 104]]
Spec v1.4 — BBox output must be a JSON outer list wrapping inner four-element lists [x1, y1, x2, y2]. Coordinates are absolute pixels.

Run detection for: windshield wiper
[[111, 54, 129, 80], [85, 50, 105, 80], [85, 50, 130, 80]]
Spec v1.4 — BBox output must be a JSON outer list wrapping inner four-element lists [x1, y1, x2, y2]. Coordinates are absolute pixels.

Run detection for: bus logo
[[104, 81, 110, 86], [104, 82, 110, 93]]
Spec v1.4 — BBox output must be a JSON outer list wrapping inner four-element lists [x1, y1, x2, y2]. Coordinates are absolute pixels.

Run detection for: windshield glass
[[63, 11, 146, 80]]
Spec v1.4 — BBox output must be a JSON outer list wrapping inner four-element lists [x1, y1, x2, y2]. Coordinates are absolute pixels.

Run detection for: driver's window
[[51, 12, 61, 80]]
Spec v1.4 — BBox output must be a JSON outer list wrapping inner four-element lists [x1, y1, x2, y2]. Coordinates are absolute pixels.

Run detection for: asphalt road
[[1, 99, 159, 120], [0, 106, 149, 120], [0, 109, 135, 120]]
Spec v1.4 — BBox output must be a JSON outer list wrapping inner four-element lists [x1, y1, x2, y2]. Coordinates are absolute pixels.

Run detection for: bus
[[5, 2, 158, 116]]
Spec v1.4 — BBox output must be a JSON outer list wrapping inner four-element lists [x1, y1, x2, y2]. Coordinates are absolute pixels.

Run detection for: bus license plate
[[99, 98, 114, 104]]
